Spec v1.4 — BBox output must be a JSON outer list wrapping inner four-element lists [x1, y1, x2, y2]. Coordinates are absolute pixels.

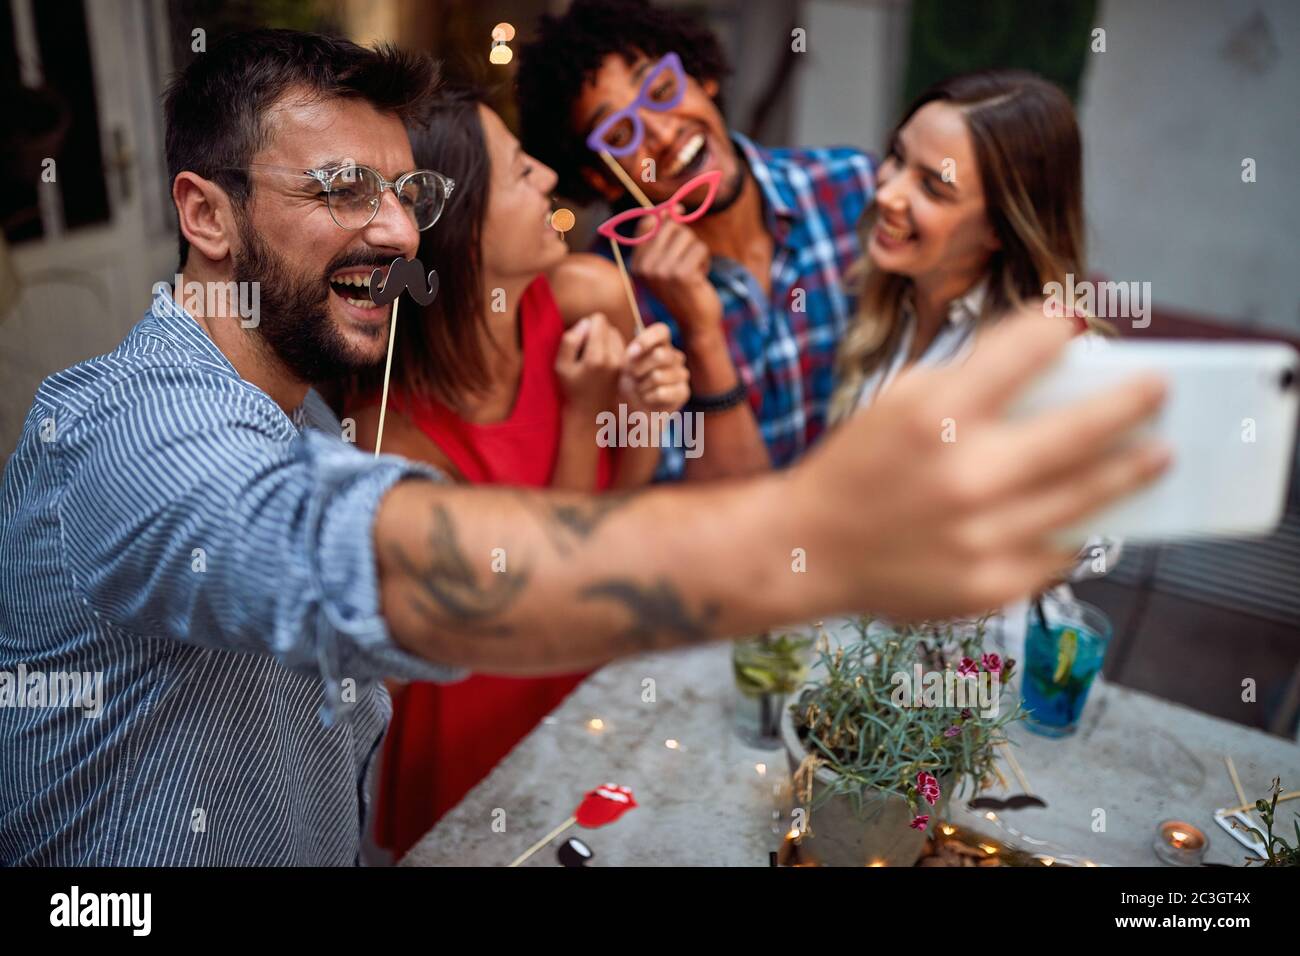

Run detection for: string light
[[548, 207, 575, 233], [586, 717, 605, 733], [490, 22, 516, 65]]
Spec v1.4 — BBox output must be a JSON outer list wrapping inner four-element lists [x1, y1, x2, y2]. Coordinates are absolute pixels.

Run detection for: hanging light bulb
[[489, 40, 513, 65]]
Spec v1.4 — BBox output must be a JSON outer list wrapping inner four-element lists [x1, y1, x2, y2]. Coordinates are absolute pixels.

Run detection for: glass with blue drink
[[1022, 597, 1112, 737]]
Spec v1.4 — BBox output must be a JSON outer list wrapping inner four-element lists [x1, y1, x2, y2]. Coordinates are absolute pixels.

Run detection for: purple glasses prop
[[585, 52, 686, 157], [596, 169, 722, 245]]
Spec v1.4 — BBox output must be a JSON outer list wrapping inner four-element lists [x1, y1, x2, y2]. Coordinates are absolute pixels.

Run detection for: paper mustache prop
[[368, 256, 438, 457], [966, 794, 1049, 811], [369, 255, 439, 306]]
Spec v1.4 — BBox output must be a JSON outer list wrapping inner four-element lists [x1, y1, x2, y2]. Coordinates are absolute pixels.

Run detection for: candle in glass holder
[[1153, 820, 1207, 865]]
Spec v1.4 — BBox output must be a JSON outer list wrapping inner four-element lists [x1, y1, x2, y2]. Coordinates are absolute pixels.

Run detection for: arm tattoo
[[390, 502, 528, 636], [580, 577, 720, 652], [513, 490, 636, 556]]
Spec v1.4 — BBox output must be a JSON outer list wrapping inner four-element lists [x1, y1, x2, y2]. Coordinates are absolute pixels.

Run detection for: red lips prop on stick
[[508, 783, 637, 867]]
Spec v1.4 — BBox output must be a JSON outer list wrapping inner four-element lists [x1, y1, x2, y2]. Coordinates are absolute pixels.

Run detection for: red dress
[[360, 276, 615, 858]]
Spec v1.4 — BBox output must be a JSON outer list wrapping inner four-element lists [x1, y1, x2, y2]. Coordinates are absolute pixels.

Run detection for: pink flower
[[910, 814, 930, 831], [916, 771, 941, 806], [944, 725, 962, 738], [981, 653, 1002, 674], [957, 657, 978, 677], [960, 708, 973, 721]]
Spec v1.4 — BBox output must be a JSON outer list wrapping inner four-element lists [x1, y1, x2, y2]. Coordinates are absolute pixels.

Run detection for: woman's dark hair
[[515, 0, 730, 204], [353, 85, 493, 410], [163, 28, 439, 265]]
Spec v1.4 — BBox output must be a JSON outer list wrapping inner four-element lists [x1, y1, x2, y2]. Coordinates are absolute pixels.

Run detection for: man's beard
[[698, 164, 746, 219], [232, 216, 386, 384]]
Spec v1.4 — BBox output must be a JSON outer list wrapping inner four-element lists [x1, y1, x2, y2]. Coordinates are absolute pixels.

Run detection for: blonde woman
[[832, 70, 1118, 663]]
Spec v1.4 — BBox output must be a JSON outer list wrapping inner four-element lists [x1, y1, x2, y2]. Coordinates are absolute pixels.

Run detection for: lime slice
[[1053, 628, 1078, 685], [738, 665, 777, 693]]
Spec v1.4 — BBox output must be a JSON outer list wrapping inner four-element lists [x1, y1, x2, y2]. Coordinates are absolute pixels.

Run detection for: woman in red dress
[[347, 88, 690, 858]]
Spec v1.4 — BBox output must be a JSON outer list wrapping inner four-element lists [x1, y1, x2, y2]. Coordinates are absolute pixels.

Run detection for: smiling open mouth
[[666, 132, 707, 178], [328, 270, 383, 310], [876, 220, 915, 243]]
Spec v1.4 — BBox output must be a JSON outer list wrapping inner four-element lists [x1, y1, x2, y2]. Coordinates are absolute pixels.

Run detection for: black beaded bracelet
[[684, 381, 749, 414]]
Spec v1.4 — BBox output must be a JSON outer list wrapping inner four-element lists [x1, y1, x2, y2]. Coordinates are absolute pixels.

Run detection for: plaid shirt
[[599, 132, 875, 478]]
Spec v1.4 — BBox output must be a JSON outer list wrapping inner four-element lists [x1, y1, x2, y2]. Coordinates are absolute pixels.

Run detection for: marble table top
[[402, 637, 1299, 867]]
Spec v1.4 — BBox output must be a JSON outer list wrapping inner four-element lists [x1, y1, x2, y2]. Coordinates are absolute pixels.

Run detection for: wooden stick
[[1223, 789, 1300, 816], [608, 238, 644, 335], [372, 298, 400, 458], [1224, 755, 1248, 808], [989, 760, 1008, 791], [599, 150, 654, 209], [508, 815, 576, 868], [998, 741, 1033, 794]]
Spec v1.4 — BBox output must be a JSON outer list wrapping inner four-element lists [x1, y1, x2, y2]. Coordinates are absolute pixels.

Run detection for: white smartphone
[[1009, 338, 1300, 541]]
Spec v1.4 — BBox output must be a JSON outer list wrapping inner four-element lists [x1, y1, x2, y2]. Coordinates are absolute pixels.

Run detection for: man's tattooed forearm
[[579, 577, 720, 652], [513, 490, 637, 556], [549, 492, 633, 538], [391, 502, 528, 635]]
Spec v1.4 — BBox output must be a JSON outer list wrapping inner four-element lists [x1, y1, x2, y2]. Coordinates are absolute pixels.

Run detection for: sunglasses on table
[[596, 169, 722, 245], [227, 162, 455, 232], [585, 51, 686, 157]]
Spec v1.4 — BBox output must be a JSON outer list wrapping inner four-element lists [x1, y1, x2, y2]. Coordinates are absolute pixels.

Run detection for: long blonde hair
[[832, 70, 1103, 423]]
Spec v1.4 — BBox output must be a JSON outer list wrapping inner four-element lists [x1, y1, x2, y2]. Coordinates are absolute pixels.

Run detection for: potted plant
[[783, 616, 1024, 866], [1234, 778, 1299, 866]]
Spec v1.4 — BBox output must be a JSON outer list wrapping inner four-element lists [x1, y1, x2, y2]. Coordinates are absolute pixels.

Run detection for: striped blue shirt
[[0, 290, 462, 865]]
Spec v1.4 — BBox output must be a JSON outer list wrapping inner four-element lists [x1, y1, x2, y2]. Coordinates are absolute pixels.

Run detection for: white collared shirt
[[851, 278, 989, 409]]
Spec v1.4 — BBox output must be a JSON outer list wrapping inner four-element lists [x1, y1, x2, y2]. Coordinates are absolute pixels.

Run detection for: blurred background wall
[[1080, 0, 1298, 339]]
